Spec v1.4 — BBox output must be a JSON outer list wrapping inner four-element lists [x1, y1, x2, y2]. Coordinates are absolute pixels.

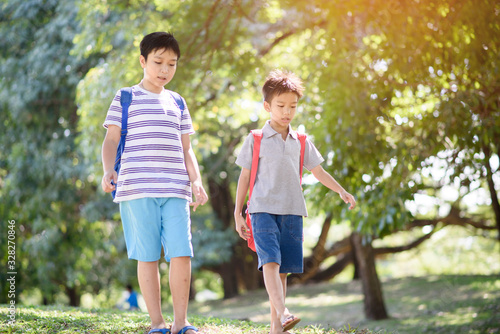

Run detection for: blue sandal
[[148, 329, 171, 334], [177, 326, 198, 334]]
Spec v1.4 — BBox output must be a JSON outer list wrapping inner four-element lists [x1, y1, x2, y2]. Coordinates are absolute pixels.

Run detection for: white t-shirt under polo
[[103, 85, 194, 203], [236, 121, 324, 217]]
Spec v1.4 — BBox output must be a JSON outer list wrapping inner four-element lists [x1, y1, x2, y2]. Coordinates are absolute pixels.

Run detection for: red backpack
[[246, 130, 307, 252]]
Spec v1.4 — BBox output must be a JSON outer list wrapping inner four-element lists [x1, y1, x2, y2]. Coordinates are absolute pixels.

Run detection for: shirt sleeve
[[180, 96, 195, 135], [235, 133, 254, 170], [303, 138, 325, 171], [103, 90, 122, 129]]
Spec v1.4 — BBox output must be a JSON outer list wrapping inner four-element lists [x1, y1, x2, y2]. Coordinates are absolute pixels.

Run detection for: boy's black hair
[[140, 32, 181, 60], [262, 69, 304, 103]]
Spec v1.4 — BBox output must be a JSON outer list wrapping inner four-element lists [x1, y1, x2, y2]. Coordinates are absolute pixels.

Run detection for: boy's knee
[[171, 256, 191, 263], [138, 260, 159, 265], [263, 262, 280, 271]]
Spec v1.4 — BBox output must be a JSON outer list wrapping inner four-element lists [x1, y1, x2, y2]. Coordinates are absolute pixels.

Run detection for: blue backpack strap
[[120, 87, 133, 134], [168, 90, 185, 117], [111, 87, 132, 199]]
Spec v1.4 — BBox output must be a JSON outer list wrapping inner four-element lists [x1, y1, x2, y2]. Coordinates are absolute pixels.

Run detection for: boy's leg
[[160, 198, 196, 334], [120, 199, 166, 329], [169, 256, 197, 334], [263, 263, 293, 329], [138, 260, 167, 329], [269, 273, 288, 334]]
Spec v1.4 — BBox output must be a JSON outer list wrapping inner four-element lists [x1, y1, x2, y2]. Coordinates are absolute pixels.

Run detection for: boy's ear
[[139, 55, 146, 69], [263, 101, 271, 113]]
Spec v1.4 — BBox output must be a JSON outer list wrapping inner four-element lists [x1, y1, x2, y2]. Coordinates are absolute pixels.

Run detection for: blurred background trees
[[1, 0, 498, 320], [0, 0, 135, 307]]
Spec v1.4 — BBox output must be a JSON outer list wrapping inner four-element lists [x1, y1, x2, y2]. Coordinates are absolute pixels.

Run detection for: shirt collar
[[262, 120, 298, 139]]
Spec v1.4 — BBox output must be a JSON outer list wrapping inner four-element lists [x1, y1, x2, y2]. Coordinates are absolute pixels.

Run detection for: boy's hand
[[340, 190, 356, 210], [235, 214, 251, 240], [102, 170, 117, 193], [190, 180, 208, 211]]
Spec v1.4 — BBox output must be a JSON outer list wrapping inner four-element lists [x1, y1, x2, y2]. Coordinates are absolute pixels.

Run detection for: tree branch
[[374, 227, 436, 255], [291, 205, 496, 285], [257, 29, 297, 57], [306, 252, 354, 283]]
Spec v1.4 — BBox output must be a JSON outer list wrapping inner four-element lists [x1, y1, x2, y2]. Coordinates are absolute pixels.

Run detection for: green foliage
[[191, 210, 238, 270], [0, 0, 135, 305], [74, 0, 500, 260], [280, 0, 500, 238], [74, 0, 276, 277], [2, 0, 498, 306]]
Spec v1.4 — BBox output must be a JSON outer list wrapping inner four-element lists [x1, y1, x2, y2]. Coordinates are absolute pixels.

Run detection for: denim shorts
[[119, 197, 193, 262], [251, 213, 303, 273]]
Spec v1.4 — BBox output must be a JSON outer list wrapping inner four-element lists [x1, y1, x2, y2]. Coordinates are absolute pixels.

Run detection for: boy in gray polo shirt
[[234, 69, 356, 334]]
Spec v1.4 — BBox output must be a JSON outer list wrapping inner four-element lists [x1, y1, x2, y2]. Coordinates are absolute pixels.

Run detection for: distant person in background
[[126, 284, 140, 311]]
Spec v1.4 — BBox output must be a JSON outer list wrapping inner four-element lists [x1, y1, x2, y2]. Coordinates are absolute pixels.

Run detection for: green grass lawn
[[2, 275, 499, 333]]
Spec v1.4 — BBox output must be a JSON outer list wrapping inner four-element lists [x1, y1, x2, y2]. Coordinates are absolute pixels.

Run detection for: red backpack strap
[[246, 129, 263, 252], [298, 133, 307, 184], [249, 130, 263, 199]]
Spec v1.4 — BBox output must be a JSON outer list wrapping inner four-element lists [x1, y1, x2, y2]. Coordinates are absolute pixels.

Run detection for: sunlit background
[[1, 0, 499, 330]]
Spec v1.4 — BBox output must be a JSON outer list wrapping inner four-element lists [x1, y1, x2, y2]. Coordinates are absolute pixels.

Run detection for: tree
[[7, 0, 495, 316], [0, 0, 134, 306], [74, 0, 276, 298], [267, 0, 500, 319], [75, 0, 499, 311]]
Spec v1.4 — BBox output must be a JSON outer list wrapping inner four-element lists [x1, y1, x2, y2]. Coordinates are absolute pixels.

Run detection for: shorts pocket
[[285, 216, 303, 242], [251, 213, 277, 233]]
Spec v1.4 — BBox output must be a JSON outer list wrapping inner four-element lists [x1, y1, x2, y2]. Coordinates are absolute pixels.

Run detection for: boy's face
[[140, 48, 177, 93], [264, 92, 299, 131]]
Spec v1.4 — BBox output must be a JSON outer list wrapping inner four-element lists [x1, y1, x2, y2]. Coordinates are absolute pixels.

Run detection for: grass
[[2, 275, 499, 333], [0, 305, 367, 334], [185, 275, 500, 334]]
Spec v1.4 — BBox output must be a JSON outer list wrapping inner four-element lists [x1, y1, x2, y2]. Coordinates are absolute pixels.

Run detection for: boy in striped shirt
[[101, 32, 207, 334]]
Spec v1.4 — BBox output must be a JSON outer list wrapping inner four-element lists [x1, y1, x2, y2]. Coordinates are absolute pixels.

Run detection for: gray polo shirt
[[236, 121, 324, 217]]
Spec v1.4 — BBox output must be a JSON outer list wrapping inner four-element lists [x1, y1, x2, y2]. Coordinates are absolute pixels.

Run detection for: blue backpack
[[111, 87, 185, 199]]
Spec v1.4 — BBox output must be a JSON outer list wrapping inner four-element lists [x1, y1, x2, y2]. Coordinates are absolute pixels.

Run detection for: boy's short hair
[[262, 69, 304, 103], [140, 32, 181, 60]]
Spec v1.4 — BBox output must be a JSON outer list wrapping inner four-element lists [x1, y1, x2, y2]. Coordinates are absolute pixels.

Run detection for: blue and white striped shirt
[[103, 85, 194, 203]]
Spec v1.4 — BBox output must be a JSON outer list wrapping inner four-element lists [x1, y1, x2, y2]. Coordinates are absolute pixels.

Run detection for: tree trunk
[[483, 144, 500, 241], [218, 260, 240, 299], [234, 243, 262, 291], [66, 286, 80, 307], [207, 176, 264, 297], [351, 233, 360, 280], [351, 233, 388, 320]]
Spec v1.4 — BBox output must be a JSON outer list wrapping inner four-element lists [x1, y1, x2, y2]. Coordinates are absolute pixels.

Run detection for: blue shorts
[[251, 213, 303, 274], [119, 197, 193, 262]]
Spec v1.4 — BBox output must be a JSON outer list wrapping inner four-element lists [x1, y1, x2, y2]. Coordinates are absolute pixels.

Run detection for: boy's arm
[[311, 165, 356, 210], [182, 133, 208, 211], [234, 167, 251, 240], [101, 125, 121, 193]]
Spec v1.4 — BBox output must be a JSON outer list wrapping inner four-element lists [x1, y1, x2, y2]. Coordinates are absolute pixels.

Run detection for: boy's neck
[[269, 121, 290, 141], [139, 81, 164, 94]]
